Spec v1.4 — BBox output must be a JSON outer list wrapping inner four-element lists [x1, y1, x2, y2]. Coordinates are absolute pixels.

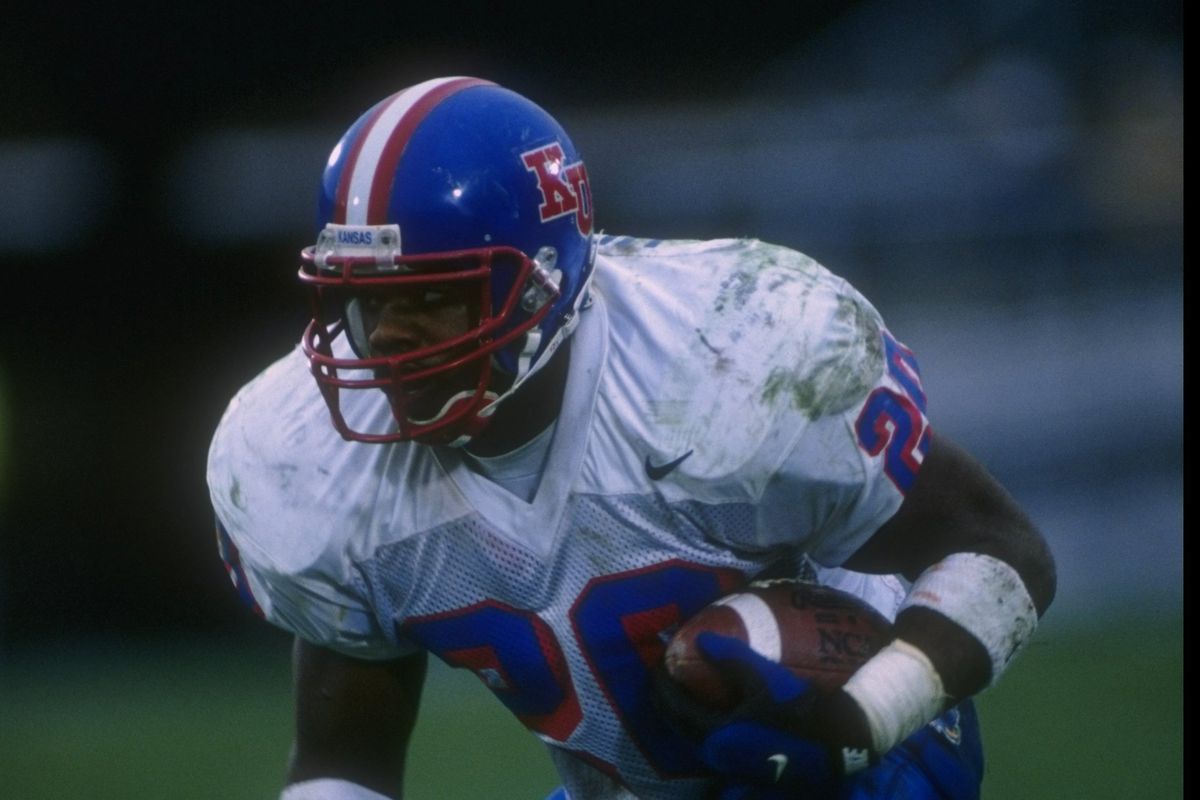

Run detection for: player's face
[[356, 281, 479, 416]]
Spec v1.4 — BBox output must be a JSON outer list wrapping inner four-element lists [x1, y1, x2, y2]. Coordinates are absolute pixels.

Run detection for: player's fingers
[[696, 632, 810, 702], [647, 662, 727, 738]]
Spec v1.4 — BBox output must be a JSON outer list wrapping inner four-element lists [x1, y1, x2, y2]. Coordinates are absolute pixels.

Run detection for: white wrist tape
[[899, 552, 1038, 685], [843, 638, 948, 754], [281, 779, 393, 800]]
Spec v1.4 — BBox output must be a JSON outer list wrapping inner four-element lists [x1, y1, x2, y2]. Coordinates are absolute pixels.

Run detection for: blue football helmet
[[299, 77, 595, 445]]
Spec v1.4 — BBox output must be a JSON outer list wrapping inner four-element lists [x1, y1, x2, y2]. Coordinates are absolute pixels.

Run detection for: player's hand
[[665, 632, 879, 796]]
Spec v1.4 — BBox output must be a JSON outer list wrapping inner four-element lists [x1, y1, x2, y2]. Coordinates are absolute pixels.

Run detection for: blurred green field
[[0, 614, 1181, 799]]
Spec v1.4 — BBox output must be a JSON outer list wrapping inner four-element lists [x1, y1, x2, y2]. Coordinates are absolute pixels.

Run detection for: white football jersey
[[207, 236, 931, 800]]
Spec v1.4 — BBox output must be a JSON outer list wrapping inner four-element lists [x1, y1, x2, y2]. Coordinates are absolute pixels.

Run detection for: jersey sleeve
[[214, 515, 415, 660], [754, 282, 932, 566], [207, 349, 419, 661]]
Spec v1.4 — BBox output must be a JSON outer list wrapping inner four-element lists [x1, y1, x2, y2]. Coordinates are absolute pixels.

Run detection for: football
[[662, 579, 894, 711]]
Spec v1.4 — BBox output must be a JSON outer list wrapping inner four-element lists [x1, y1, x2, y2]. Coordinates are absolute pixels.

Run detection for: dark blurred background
[[0, 3, 1183, 798], [0, 0, 1181, 651]]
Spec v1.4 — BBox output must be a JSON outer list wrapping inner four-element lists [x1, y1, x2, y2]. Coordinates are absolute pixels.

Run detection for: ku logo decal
[[521, 143, 593, 235]]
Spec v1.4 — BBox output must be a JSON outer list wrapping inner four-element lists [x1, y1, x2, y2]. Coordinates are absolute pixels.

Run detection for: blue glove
[[673, 632, 879, 797]]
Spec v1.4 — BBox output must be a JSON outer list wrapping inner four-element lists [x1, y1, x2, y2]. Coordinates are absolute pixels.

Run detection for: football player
[[207, 76, 1055, 799]]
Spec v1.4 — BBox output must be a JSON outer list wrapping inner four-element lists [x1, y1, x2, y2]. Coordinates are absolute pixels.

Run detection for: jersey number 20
[[404, 560, 741, 778], [855, 330, 929, 494]]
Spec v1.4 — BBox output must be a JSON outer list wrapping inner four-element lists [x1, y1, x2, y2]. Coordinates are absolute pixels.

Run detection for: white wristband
[[899, 552, 1038, 684], [281, 778, 393, 800], [843, 638, 947, 754]]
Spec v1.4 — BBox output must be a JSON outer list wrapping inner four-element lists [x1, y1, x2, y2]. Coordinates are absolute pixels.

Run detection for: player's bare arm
[[844, 433, 1056, 699], [653, 431, 1054, 793], [286, 639, 427, 799]]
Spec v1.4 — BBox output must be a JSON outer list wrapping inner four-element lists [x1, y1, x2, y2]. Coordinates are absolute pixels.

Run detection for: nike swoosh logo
[[768, 753, 789, 782], [644, 449, 693, 480]]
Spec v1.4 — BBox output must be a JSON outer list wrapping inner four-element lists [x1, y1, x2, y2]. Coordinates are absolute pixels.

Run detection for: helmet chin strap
[[407, 388, 501, 448], [474, 285, 590, 422], [407, 284, 591, 448], [394, 325, 552, 448]]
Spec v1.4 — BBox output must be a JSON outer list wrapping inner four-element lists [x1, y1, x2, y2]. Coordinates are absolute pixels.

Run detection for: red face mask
[[299, 240, 561, 446]]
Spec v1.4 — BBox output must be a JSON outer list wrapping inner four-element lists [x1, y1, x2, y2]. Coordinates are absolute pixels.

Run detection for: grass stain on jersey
[[713, 270, 758, 314], [713, 245, 826, 320], [760, 293, 884, 419], [713, 246, 789, 313]]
